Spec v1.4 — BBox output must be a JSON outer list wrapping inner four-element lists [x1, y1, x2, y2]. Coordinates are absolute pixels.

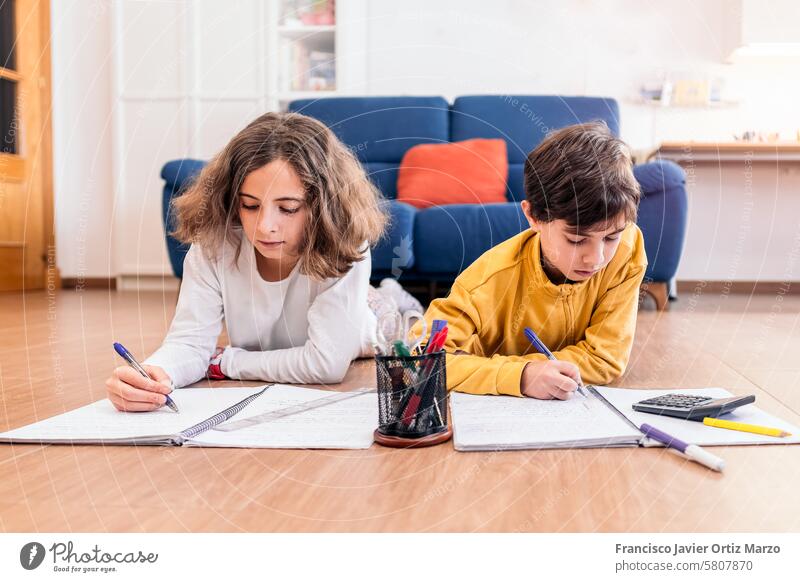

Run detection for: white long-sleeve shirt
[[144, 235, 377, 387]]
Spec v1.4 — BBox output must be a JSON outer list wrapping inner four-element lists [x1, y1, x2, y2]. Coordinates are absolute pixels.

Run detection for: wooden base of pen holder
[[374, 350, 452, 448], [373, 426, 452, 448]]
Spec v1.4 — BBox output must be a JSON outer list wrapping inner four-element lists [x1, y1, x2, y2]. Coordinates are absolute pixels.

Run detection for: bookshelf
[[268, 0, 366, 111]]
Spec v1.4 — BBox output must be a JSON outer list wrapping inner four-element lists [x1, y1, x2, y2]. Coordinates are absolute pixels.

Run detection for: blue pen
[[523, 327, 588, 398], [113, 342, 179, 412]]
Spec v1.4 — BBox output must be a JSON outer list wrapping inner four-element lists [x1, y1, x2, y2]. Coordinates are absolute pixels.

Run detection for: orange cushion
[[396, 139, 508, 208]]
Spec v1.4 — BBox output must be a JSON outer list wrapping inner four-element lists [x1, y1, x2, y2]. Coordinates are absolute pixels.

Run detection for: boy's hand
[[105, 365, 173, 412], [520, 360, 581, 400]]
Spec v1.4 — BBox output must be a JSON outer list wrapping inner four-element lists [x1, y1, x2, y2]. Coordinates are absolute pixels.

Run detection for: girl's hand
[[105, 365, 173, 412], [520, 360, 581, 400]]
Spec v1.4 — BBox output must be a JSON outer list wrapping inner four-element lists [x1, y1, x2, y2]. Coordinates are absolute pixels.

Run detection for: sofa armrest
[[161, 159, 207, 278], [633, 160, 688, 284]]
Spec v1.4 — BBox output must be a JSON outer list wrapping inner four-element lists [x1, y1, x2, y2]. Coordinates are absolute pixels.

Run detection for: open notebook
[[451, 386, 800, 451], [0, 385, 378, 449]]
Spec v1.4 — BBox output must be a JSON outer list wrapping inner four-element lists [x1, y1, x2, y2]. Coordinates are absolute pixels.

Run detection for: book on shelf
[[290, 44, 335, 91]]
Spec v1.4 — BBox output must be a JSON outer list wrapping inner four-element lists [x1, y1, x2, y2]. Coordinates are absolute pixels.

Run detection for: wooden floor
[[0, 288, 798, 532]]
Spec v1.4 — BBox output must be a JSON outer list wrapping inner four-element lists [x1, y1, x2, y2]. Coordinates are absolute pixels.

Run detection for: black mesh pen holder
[[374, 350, 452, 448]]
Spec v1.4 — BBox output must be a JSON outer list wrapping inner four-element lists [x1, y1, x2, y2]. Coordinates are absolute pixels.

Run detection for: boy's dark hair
[[523, 121, 640, 232]]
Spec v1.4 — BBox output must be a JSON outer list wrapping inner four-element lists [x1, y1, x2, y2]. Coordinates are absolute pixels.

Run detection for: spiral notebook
[[451, 386, 800, 451], [0, 385, 378, 449], [451, 387, 643, 451]]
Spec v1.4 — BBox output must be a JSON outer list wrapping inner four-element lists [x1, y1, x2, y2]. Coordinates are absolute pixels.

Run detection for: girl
[[105, 112, 418, 412]]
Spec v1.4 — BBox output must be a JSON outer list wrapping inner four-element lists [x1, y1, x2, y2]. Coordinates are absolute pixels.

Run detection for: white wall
[[364, 0, 800, 150], [52, 0, 800, 282], [677, 162, 800, 282]]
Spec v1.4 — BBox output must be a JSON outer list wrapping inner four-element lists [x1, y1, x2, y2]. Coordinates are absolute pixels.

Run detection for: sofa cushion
[[451, 96, 621, 202], [413, 203, 528, 275], [363, 162, 400, 199], [287, 96, 450, 164], [507, 164, 526, 203], [451, 96, 621, 162], [633, 160, 686, 196], [397, 139, 508, 208]]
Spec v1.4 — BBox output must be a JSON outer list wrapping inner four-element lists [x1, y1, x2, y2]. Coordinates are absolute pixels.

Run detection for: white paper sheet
[[0, 388, 266, 444], [189, 385, 378, 449], [450, 390, 643, 451], [596, 386, 800, 446]]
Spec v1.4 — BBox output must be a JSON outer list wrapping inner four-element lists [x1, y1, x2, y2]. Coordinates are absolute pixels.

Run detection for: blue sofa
[[160, 95, 687, 308]]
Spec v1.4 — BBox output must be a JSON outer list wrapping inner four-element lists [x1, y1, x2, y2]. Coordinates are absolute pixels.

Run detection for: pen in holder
[[374, 349, 452, 448]]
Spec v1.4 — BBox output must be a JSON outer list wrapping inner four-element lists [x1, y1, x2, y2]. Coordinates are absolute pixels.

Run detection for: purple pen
[[640, 423, 724, 472], [524, 327, 587, 398]]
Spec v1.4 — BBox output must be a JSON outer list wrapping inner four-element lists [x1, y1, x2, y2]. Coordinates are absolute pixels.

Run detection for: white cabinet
[[110, 0, 366, 281]]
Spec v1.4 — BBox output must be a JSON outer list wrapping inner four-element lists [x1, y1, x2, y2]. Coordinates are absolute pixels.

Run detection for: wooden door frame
[[38, 0, 57, 290], [0, 0, 57, 291]]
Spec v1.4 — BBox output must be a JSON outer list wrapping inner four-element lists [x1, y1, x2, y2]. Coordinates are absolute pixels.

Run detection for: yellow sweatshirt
[[420, 224, 648, 396]]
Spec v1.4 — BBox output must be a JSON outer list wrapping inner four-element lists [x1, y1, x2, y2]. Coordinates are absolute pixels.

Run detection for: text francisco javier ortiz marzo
[[49, 541, 158, 565], [615, 542, 780, 555]]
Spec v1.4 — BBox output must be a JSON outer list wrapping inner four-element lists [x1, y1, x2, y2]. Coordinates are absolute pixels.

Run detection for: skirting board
[[115, 274, 180, 292], [61, 277, 116, 291], [58, 278, 797, 295], [61, 276, 180, 292], [676, 280, 800, 295]]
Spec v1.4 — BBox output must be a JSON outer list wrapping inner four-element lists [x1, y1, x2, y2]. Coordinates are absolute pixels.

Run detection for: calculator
[[632, 393, 756, 421]]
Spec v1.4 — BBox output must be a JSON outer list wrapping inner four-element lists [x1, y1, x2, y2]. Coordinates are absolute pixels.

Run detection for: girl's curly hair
[[172, 111, 387, 280]]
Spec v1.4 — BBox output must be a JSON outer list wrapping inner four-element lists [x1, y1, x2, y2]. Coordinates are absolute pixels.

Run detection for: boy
[[422, 121, 647, 399]]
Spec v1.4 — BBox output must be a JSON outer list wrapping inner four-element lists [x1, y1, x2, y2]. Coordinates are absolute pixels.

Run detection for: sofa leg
[[640, 281, 669, 311], [428, 280, 438, 304]]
